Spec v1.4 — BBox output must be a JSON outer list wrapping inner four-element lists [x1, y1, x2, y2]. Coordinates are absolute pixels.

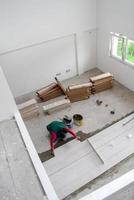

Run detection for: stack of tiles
[[18, 99, 39, 119], [36, 82, 64, 101], [66, 83, 92, 102], [90, 72, 113, 94]]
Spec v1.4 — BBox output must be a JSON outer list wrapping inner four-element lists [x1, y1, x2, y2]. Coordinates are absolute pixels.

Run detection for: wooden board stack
[[36, 82, 64, 101], [90, 72, 113, 94], [17, 99, 39, 119], [66, 83, 92, 102], [43, 98, 71, 114]]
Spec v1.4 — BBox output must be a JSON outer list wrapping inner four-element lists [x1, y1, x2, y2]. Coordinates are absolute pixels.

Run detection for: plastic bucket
[[73, 114, 83, 126]]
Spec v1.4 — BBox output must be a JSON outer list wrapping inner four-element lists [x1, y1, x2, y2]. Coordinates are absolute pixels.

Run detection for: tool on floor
[[122, 117, 134, 126], [96, 99, 103, 106], [110, 110, 115, 115], [73, 114, 83, 126]]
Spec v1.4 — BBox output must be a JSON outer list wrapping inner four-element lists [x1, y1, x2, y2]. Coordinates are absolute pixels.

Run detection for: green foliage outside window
[[127, 42, 134, 63], [116, 39, 134, 63], [117, 38, 123, 57]]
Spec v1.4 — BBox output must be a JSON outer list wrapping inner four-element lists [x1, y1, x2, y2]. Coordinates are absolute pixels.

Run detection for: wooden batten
[[68, 82, 92, 90], [36, 81, 64, 102], [17, 99, 39, 119], [43, 98, 71, 114], [90, 73, 113, 94], [90, 72, 113, 83], [36, 83, 57, 96]]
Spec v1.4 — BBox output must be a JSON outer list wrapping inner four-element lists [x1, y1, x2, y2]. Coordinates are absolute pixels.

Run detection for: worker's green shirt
[[47, 121, 66, 133]]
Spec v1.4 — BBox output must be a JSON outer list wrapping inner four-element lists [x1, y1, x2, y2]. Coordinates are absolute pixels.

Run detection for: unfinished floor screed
[[16, 68, 134, 199], [0, 119, 45, 200]]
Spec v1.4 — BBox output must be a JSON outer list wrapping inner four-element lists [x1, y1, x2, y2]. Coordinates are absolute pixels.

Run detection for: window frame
[[109, 32, 134, 68]]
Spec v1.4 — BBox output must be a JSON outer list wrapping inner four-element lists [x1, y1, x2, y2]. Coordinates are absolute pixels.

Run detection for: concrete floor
[[0, 119, 45, 200], [16, 68, 134, 199]]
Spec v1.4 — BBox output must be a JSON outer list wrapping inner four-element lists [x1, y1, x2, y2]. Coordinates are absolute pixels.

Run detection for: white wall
[[0, 67, 17, 121], [0, 36, 77, 97], [0, 0, 96, 53], [77, 31, 97, 74], [0, 0, 97, 97], [97, 0, 134, 91]]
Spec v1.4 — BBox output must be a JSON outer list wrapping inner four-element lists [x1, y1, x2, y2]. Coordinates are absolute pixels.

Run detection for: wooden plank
[[21, 110, 39, 119], [36, 83, 57, 96], [44, 87, 62, 96], [94, 80, 112, 86], [55, 77, 66, 95], [43, 99, 71, 114], [67, 87, 90, 102], [41, 90, 63, 101], [68, 83, 92, 90], [90, 73, 113, 83], [17, 99, 37, 110], [68, 95, 89, 102], [20, 106, 39, 114], [67, 88, 90, 95]]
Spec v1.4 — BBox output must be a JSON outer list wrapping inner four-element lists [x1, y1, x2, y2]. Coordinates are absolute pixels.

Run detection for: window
[[109, 32, 134, 66], [126, 40, 134, 64]]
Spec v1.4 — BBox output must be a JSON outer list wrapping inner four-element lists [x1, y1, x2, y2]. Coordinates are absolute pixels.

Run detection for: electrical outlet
[[56, 73, 61, 76], [66, 69, 71, 73]]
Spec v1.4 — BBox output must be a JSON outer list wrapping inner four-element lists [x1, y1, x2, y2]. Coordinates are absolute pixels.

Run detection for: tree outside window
[[110, 33, 134, 66], [126, 40, 134, 63]]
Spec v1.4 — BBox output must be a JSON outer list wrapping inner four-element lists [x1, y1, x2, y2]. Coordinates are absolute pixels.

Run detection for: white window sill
[[109, 55, 134, 70]]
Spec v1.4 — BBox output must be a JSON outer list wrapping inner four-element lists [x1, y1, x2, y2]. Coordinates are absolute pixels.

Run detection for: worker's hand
[[76, 136, 81, 141], [51, 149, 55, 156]]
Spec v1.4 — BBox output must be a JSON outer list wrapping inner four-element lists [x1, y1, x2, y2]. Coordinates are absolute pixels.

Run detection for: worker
[[47, 120, 80, 156]]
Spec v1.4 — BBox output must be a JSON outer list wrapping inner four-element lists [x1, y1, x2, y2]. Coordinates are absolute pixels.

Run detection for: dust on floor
[[15, 68, 134, 199]]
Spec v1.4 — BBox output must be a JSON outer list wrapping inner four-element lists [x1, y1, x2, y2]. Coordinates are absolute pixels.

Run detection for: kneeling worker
[[47, 120, 80, 156]]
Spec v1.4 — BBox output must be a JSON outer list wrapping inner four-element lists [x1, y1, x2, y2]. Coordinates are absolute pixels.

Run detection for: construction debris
[[90, 72, 113, 94], [110, 110, 115, 115], [96, 99, 103, 106], [55, 77, 67, 95], [43, 98, 71, 114], [36, 82, 64, 101], [66, 83, 92, 102], [17, 99, 39, 119]]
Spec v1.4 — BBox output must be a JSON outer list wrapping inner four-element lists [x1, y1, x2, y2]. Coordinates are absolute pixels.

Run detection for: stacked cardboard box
[[18, 99, 39, 119], [90, 73, 113, 94], [36, 83, 64, 101], [43, 98, 71, 114], [66, 83, 92, 102]]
